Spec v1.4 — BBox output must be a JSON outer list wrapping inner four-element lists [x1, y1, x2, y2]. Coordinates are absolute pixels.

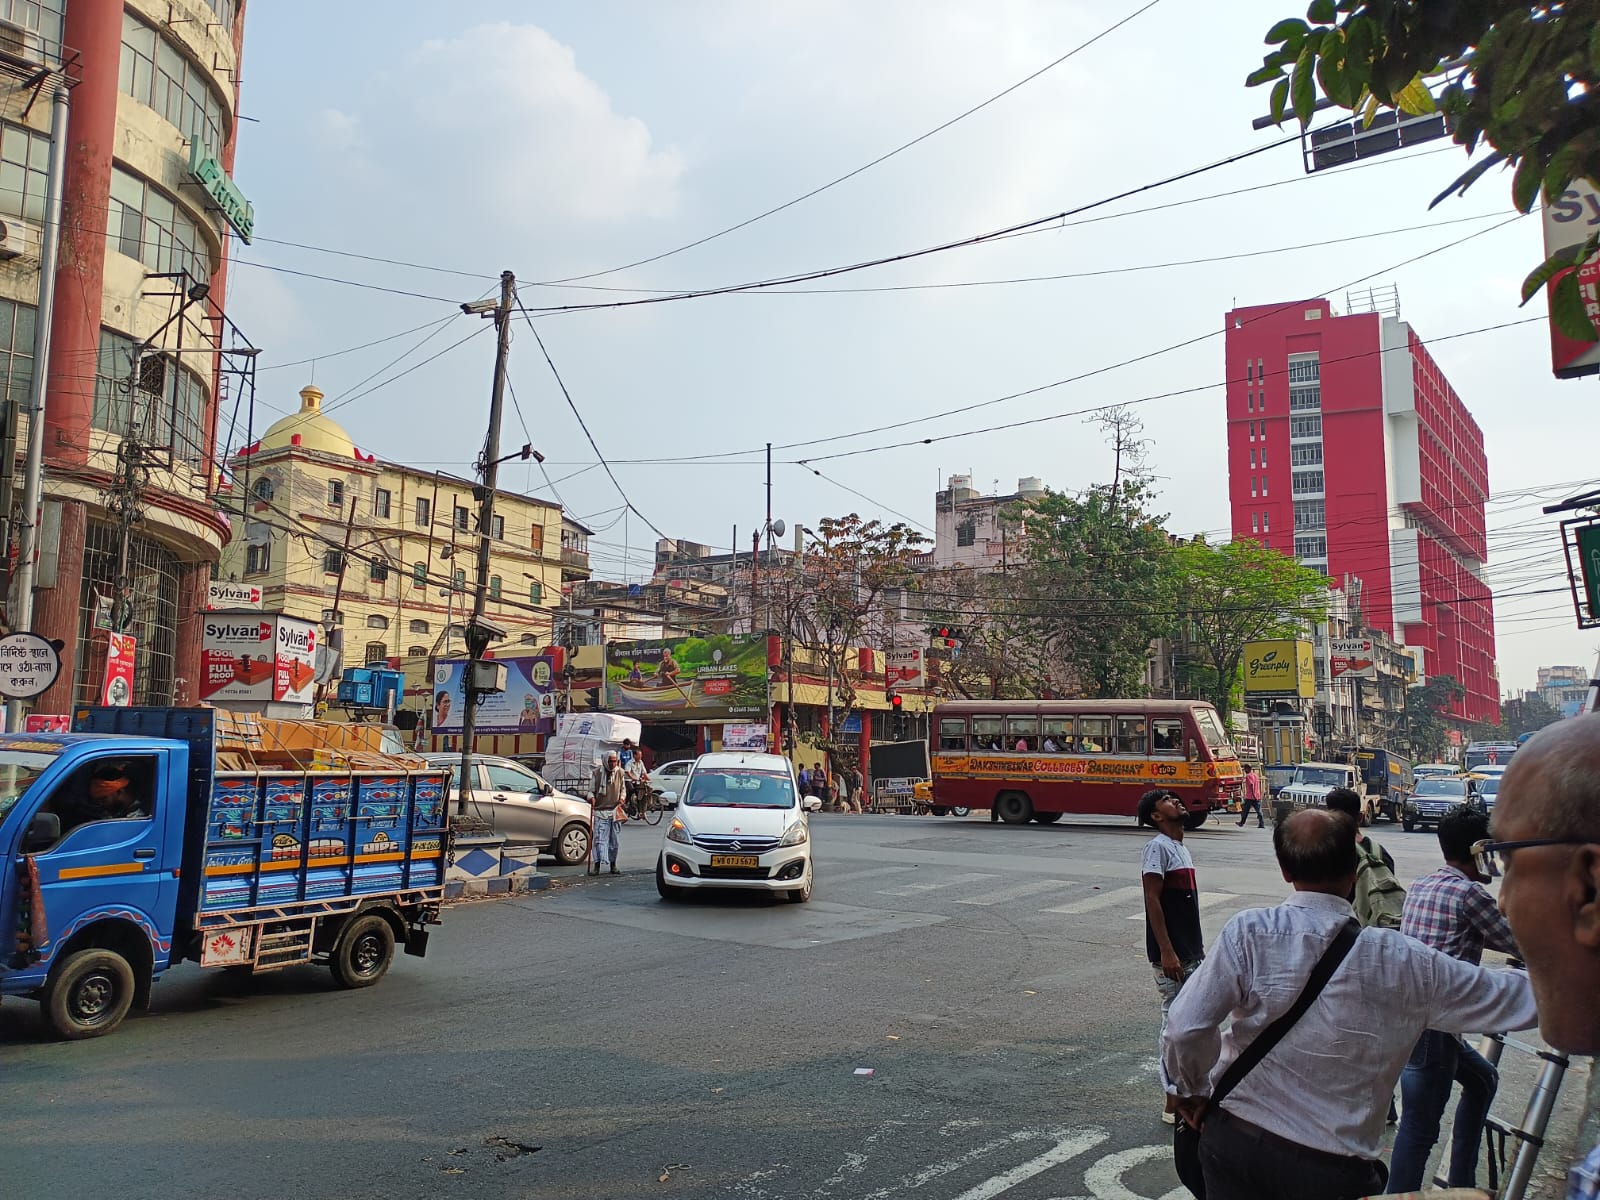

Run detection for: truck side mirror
[[23, 811, 60, 852]]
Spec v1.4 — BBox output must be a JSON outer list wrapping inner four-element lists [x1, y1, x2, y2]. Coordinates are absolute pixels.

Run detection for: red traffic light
[[944, 637, 955, 647], [890, 693, 903, 709], [938, 627, 950, 638]]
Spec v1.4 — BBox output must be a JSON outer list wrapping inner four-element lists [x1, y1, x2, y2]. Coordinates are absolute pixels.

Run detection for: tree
[[1502, 691, 1562, 737], [1402, 674, 1466, 761], [911, 567, 1055, 700], [1172, 538, 1330, 721], [1246, 1, 1600, 333]]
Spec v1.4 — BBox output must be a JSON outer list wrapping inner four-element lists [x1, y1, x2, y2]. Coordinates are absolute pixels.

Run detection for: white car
[[656, 752, 813, 903], [648, 759, 693, 805]]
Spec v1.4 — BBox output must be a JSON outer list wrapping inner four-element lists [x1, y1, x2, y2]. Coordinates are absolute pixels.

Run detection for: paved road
[[2, 812, 1588, 1199]]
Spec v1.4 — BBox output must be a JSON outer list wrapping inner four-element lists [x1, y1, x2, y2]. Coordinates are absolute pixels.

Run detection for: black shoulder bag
[[1173, 919, 1361, 1200]]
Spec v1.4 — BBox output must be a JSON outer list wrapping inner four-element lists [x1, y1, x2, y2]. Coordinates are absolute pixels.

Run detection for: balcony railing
[[561, 547, 590, 571]]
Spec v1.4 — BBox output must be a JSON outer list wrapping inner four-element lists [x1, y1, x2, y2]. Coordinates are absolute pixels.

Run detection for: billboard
[[1543, 180, 1600, 379], [886, 648, 924, 690], [605, 634, 768, 722], [206, 581, 262, 610], [1329, 637, 1377, 681], [199, 612, 318, 705], [431, 655, 557, 735], [1242, 639, 1315, 698], [722, 723, 769, 751]]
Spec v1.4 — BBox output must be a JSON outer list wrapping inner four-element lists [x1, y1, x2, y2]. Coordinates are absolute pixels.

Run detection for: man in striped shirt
[[1388, 803, 1519, 1193]]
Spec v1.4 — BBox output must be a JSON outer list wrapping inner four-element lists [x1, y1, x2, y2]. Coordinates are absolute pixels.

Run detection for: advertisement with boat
[[604, 634, 768, 722]]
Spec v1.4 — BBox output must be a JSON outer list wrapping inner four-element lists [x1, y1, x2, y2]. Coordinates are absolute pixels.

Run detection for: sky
[[223, 0, 1600, 698]]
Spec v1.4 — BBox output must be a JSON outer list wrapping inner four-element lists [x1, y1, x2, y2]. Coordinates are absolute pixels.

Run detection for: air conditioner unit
[[0, 20, 44, 66], [0, 217, 33, 261]]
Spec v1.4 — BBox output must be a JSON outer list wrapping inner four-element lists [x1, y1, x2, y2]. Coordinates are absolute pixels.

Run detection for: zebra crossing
[[845, 869, 1270, 922]]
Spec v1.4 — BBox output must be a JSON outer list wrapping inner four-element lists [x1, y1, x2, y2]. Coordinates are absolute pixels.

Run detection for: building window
[[1289, 414, 1322, 439], [1249, 449, 1256, 469], [1294, 499, 1326, 529], [1247, 392, 1254, 413], [1246, 362, 1253, 382], [530, 523, 545, 553], [323, 549, 344, 575], [1289, 385, 1321, 411], [0, 1, 64, 53], [489, 575, 502, 600], [407, 644, 427, 658], [1286, 355, 1320, 383], [245, 540, 270, 575], [412, 562, 427, 586], [1260, 445, 1267, 467], [92, 330, 208, 466], [373, 488, 391, 519], [529, 581, 543, 605], [1262, 512, 1270, 533], [0, 121, 49, 224], [369, 560, 388, 584], [1292, 469, 1324, 495], [491, 514, 505, 540], [325, 479, 344, 509], [1261, 476, 1268, 496], [366, 614, 389, 630], [1251, 478, 1257, 498], [0, 298, 36, 424], [1290, 443, 1323, 467], [1294, 535, 1327, 558], [453, 568, 466, 591], [454, 505, 470, 532], [107, 165, 212, 284], [1252, 513, 1259, 534], [364, 641, 388, 665], [252, 476, 274, 502], [409, 619, 430, 634], [118, 12, 229, 153], [415, 496, 431, 527]]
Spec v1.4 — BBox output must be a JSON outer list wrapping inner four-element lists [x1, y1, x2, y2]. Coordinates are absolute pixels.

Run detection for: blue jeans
[[592, 814, 620, 865], [1388, 1029, 1498, 1191]]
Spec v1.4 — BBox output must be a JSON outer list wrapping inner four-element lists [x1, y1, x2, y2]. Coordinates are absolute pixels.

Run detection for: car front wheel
[[786, 864, 813, 904], [656, 858, 685, 902]]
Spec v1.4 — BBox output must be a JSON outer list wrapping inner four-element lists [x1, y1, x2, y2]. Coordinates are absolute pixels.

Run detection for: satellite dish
[[771, 519, 786, 538]]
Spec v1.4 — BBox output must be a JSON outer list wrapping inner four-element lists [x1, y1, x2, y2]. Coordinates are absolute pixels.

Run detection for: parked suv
[[656, 752, 813, 903]]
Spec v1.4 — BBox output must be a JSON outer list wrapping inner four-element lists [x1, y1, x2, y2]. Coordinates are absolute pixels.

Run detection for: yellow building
[[218, 385, 564, 674]]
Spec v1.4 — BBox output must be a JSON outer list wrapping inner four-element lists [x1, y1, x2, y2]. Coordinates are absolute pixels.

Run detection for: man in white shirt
[[1163, 807, 1536, 1200]]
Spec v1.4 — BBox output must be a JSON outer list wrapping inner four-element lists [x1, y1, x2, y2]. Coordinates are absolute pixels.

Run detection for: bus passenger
[[1042, 735, 1061, 752]]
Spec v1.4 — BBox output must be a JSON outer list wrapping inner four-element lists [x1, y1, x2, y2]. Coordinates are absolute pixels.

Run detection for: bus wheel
[[994, 791, 1033, 825], [1034, 812, 1063, 824], [1182, 809, 1210, 831]]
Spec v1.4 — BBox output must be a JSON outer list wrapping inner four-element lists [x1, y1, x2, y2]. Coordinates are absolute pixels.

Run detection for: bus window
[[1193, 707, 1235, 756], [1115, 716, 1147, 755], [1078, 716, 1110, 753], [1040, 717, 1071, 752], [1151, 718, 1184, 755], [938, 718, 969, 753], [1006, 716, 1038, 752], [971, 716, 1004, 752]]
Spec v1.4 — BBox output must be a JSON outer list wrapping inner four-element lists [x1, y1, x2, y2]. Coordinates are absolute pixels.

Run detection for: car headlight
[[666, 817, 694, 845], [778, 821, 809, 847]]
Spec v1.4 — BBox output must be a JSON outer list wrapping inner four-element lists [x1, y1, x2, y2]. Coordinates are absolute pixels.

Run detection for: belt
[[1212, 1105, 1377, 1172]]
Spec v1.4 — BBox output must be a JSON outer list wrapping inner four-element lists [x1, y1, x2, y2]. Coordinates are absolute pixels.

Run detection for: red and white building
[[1224, 297, 1498, 725]]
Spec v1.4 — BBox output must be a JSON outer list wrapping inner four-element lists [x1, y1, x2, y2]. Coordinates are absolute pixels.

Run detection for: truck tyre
[[44, 948, 136, 1040], [554, 821, 590, 865], [994, 791, 1033, 825], [330, 914, 395, 990]]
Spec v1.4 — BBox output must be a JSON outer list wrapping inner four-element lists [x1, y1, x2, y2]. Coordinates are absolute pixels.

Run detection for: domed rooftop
[[258, 384, 356, 457]]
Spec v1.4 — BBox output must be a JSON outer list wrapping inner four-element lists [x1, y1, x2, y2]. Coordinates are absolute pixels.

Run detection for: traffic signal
[[889, 691, 903, 710]]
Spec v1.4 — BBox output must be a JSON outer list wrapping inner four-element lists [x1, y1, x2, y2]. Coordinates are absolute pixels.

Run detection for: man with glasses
[[1388, 803, 1519, 1193], [1485, 717, 1600, 1200]]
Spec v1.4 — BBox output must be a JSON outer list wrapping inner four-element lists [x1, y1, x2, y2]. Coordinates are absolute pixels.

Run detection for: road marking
[[859, 1128, 1097, 1200], [825, 865, 918, 886], [877, 872, 997, 897], [1044, 886, 1143, 915], [946, 1129, 1111, 1200], [1080, 1143, 1189, 1200], [1124, 892, 1240, 921], [955, 879, 1076, 906]]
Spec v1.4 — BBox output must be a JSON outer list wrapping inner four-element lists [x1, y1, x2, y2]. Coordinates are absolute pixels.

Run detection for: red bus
[[930, 699, 1243, 829]]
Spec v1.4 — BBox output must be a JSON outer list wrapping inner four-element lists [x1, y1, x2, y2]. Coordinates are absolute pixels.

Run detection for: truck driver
[[52, 762, 148, 838]]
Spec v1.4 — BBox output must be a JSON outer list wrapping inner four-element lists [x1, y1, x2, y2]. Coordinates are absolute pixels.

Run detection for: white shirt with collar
[[1162, 890, 1537, 1160]]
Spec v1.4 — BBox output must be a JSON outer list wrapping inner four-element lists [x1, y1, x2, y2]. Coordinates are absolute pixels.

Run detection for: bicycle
[[625, 781, 665, 826]]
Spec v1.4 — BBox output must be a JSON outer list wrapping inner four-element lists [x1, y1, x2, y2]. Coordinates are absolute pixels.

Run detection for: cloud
[[311, 107, 363, 155], [392, 22, 685, 227]]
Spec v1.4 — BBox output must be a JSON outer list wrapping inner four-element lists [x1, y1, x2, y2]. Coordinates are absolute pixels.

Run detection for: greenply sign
[[188, 141, 254, 243]]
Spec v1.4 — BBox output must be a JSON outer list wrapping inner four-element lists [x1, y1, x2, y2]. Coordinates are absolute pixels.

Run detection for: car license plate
[[710, 854, 759, 868]]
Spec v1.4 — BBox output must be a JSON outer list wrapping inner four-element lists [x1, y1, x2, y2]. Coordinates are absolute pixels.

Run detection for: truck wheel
[[44, 949, 136, 1040], [994, 791, 1033, 825], [330, 914, 395, 990], [554, 822, 590, 865]]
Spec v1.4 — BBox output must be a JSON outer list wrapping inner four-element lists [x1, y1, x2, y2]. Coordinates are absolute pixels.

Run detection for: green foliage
[[1403, 674, 1466, 761], [915, 568, 1052, 700], [1171, 538, 1329, 720], [1502, 691, 1563, 737], [1247, 0, 1600, 330]]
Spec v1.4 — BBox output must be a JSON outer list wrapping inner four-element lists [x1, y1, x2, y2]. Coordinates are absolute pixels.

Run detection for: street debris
[[854, 1067, 874, 1076], [484, 1135, 541, 1160], [659, 1162, 691, 1182]]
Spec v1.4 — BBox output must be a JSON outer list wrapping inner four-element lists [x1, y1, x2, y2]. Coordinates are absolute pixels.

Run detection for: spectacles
[[1471, 837, 1599, 879]]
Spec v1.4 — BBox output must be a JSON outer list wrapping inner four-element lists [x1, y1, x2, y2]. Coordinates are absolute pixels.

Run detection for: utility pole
[[5, 76, 68, 731], [318, 494, 358, 706], [456, 270, 515, 821]]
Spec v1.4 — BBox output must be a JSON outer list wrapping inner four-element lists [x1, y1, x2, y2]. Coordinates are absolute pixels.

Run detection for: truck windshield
[[1193, 708, 1235, 757], [1293, 767, 1349, 787], [0, 749, 60, 821]]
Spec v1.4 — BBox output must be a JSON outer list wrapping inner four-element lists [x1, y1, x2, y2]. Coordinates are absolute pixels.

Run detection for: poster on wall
[[886, 648, 924, 689], [101, 632, 137, 706], [722, 723, 769, 751], [431, 655, 557, 735], [605, 635, 768, 722], [200, 612, 318, 704]]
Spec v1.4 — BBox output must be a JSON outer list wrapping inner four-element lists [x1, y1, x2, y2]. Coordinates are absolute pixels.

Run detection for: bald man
[[1163, 808, 1536, 1200], [1491, 717, 1600, 1200]]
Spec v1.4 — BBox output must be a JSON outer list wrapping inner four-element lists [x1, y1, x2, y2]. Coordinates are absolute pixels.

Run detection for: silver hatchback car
[[423, 753, 593, 864]]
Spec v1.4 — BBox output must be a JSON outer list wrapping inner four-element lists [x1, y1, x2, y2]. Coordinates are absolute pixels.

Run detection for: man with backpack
[[1325, 787, 1404, 929], [1387, 803, 1521, 1193]]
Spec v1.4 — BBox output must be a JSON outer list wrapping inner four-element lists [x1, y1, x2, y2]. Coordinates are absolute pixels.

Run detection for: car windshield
[[1414, 778, 1469, 797], [1293, 767, 1349, 787], [683, 768, 795, 809], [1477, 776, 1500, 795], [0, 749, 60, 822]]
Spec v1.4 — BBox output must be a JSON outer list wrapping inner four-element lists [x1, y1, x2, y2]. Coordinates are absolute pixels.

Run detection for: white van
[[542, 712, 645, 795], [656, 752, 813, 904]]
